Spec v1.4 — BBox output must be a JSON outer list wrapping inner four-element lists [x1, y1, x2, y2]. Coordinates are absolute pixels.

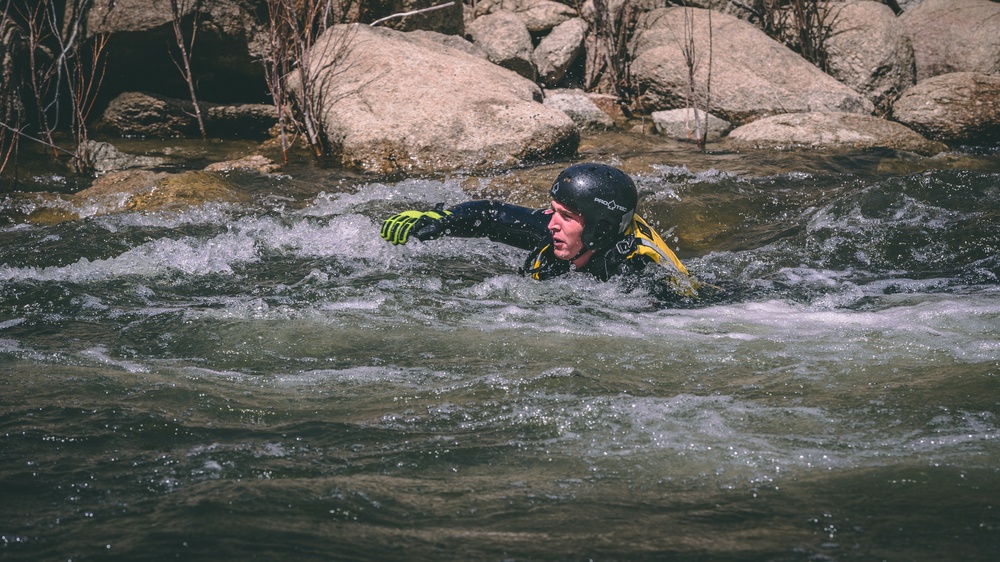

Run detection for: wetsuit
[[426, 200, 696, 294]]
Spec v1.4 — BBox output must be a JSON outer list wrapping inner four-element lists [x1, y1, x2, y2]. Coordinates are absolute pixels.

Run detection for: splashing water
[[1, 159, 999, 561]]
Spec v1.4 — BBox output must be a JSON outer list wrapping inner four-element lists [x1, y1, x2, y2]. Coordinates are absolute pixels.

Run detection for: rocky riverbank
[[2, 0, 999, 189]]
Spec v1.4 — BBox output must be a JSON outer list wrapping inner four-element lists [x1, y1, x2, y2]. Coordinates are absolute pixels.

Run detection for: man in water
[[380, 162, 696, 296]]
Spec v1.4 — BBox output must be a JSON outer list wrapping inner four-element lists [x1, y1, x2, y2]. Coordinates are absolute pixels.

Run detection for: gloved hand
[[380, 209, 453, 245]]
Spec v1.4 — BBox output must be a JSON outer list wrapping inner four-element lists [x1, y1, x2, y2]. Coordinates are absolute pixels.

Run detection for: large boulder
[[465, 10, 537, 80], [900, 0, 1000, 81], [631, 7, 874, 125], [723, 112, 947, 155], [293, 24, 578, 174], [534, 17, 588, 87], [892, 72, 1000, 145], [824, 1, 915, 116]]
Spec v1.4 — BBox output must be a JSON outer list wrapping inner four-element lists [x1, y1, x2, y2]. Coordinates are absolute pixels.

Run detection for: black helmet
[[549, 163, 638, 250]]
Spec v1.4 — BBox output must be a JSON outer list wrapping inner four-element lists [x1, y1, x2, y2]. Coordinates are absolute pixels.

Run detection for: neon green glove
[[380, 209, 452, 245]]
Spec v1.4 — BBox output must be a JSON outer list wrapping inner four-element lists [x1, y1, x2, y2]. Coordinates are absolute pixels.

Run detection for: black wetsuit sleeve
[[442, 200, 550, 251]]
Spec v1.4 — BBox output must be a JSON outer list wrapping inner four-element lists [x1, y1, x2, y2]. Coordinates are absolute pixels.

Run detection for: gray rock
[[892, 72, 1000, 144], [80, 140, 166, 174], [825, 1, 916, 116], [724, 112, 947, 155], [97, 92, 277, 139], [632, 7, 874, 125], [471, 0, 578, 33], [651, 108, 730, 143], [534, 18, 588, 87], [291, 23, 578, 174], [900, 0, 1000, 81], [543, 89, 615, 130], [466, 10, 537, 80], [98, 92, 199, 138]]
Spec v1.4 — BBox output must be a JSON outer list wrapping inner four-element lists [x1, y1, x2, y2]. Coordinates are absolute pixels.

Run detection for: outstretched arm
[[381, 200, 550, 251]]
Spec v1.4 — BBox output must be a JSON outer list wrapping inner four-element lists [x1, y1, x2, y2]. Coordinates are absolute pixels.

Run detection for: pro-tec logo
[[594, 197, 627, 213]]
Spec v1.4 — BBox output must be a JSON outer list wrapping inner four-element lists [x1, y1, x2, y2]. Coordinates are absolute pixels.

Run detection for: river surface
[[2, 136, 999, 560]]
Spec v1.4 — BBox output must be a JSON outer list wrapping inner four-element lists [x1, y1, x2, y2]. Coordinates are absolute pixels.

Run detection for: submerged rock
[[25, 169, 249, 225]]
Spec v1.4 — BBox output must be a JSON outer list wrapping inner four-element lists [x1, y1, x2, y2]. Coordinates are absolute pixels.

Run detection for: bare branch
[[370, 2, 455, 27]]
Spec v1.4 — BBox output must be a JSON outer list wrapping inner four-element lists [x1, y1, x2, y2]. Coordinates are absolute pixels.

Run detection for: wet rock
[[892, 72, 1000, 145], [75, 169, 248, 214], [466, 10, 537, 80], [97, 92, 277, 139], [25, 169, 249, 224], [543, 89, 615, 130], [534, 17, 588, 87], [723, 111, 948, 155], [98, 92, 198, 138], [632, 7, 874, 124], [825, 1, 916, 116], [204, 154, 280, 175], [80, 140, 166, 174], [292, 23, 577, 175], [900, 0, 1000, 81], [651, 108, 730, 143]]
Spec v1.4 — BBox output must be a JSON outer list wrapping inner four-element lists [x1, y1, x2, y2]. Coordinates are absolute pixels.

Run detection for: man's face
[[547, 200, 586, 260]]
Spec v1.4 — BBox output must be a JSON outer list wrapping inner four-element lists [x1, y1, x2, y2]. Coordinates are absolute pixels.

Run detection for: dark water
[[2, 140, 1000, 561]]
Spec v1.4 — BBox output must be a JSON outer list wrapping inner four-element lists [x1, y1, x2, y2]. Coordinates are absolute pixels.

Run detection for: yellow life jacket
[[626, 215, 689, 276], [625, 216, 699, 297]]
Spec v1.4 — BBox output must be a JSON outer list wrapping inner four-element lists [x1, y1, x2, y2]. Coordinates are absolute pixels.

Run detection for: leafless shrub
[[0, 0, 106, 176], [1, 6, 24, 182], [170, 0, 207, 139], [587, 0, 644, 114], [260, 0, 360, 161], [734, 0, 835, 72], [680, 6, 712, 148]]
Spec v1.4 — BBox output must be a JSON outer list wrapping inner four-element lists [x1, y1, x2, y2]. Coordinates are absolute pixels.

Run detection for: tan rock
[[291, 24, 578, 174], [724, 112, 947, 155], [892, 72, 1000, 144], [632, 7, 874, 125]]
